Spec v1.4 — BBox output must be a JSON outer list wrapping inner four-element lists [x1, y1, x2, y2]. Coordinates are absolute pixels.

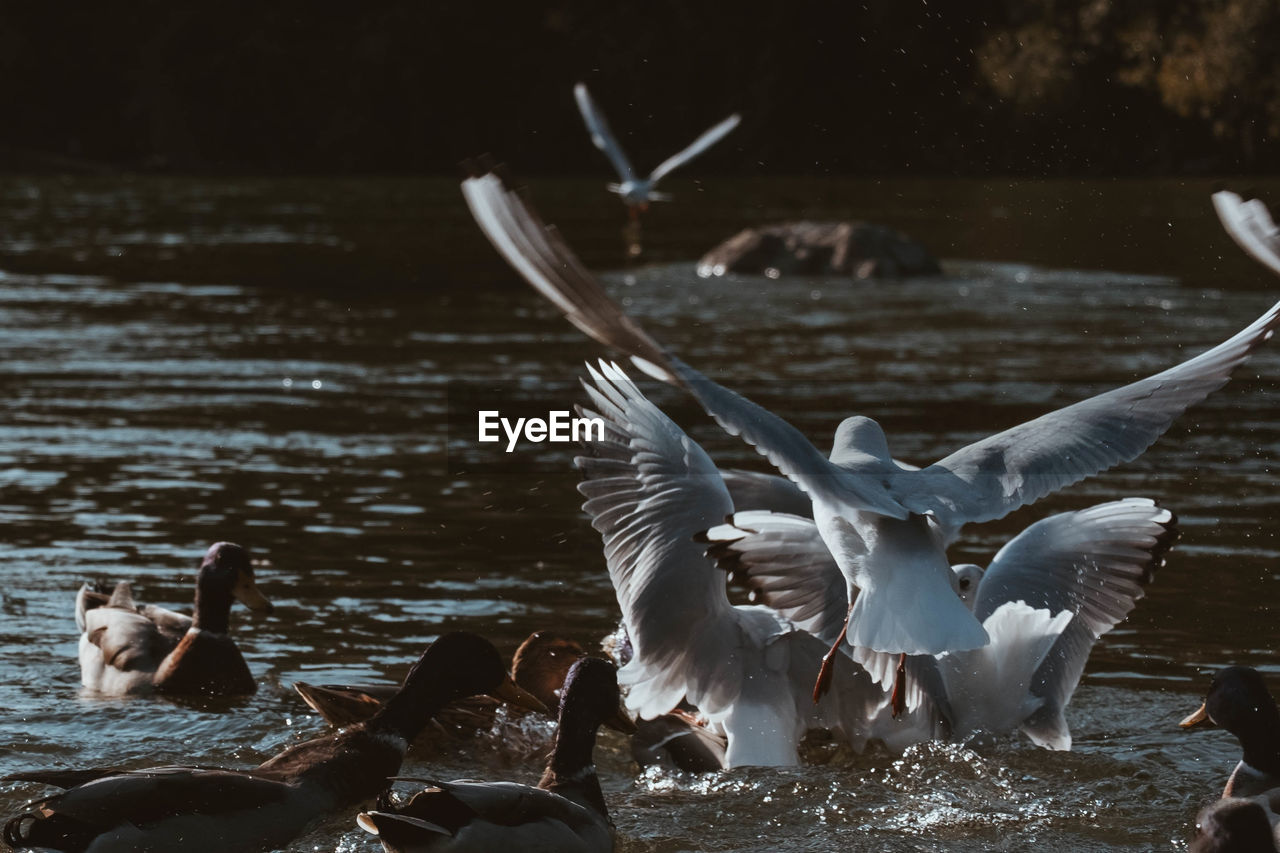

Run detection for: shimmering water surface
[[0, 175, 1278, 852]]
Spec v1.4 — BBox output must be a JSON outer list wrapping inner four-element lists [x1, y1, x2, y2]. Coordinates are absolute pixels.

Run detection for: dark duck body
[[294, 631, 585, 732], [358, 656, 633, 853], [4, 632, 546, 853], [1189, 797, 1280, 853]]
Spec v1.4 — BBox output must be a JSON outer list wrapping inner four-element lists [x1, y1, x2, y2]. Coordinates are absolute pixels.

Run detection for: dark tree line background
[[3, 0, 1277, 176]]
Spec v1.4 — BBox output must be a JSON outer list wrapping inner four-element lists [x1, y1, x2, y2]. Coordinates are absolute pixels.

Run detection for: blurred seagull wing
[[648, 113, 741, 185], [461, 166, 910, 520], [574, 83, 637, 183]]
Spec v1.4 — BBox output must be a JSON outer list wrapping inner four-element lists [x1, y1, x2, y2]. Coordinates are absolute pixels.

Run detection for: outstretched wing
[[703, 510, 847, 643], [574, 83, 637, 184], [648, 113, 741, 184], [974, 498, 1178, 749], [575, 360, 752, 718], [575, 361, 887, 759], [973, 498, 1176, 625], [461, 165, 910, 520], [896, 192, 1280, 529], [719, 468, 814, 517]]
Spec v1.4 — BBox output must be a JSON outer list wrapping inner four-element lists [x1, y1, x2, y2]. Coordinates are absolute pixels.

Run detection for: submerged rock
[[698, 221, 941, 279]]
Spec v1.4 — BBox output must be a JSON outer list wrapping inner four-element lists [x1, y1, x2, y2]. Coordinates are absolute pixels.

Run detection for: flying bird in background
[[574, 82, 740, 216]]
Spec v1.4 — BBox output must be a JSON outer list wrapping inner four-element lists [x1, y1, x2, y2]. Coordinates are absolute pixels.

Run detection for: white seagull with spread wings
[[579, 359, 1177, 760], [706, 497, 1177, 750], [462, 166, 1280, 700], [574, 83, 740, 211], [575, 360, 886, 767]]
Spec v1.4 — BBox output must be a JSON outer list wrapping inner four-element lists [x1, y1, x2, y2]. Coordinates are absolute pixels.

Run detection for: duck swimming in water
[[294, 630, 586, 729], [3, 632, 547, 853], [76, 541, 273, 696], [1189, 797, 1280, 853], [1182, 667, 1280, 799], [357, 656, 632, 853]]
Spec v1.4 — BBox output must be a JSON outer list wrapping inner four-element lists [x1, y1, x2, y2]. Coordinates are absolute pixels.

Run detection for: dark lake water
[[0, 174, 1277, 851]]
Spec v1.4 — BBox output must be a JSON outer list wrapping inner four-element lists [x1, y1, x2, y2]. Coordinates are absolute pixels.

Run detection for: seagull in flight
[[574, 82, 740, 214], [462, 165, 1280, 701]]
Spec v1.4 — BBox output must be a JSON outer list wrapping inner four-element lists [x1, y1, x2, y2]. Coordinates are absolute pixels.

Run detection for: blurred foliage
[[0, 0, 1275, 175], [975, 0, 1280, 168]]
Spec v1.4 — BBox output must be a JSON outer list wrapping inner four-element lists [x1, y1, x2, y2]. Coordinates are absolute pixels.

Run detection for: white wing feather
[[573, 83, 637, 184], [647, 113, 741, 184]]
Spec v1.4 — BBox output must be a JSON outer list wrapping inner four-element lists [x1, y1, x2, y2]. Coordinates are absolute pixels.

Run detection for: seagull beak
[[1179, 702, 1214, 729], [604, 701, 637, 734], [491, 675, 549, 714]]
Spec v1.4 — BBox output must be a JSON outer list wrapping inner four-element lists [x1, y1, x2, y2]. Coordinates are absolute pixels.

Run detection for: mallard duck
[[357, 656, 632, 853], [462, 169, 1280, 706], [573, 82, 739, 214], [293, 631, 585, 730], [76, 541, 273, 696], [2, 632, 547, 853], [1182, 667, 1280, 799], [1190, 797, 1280, 853]]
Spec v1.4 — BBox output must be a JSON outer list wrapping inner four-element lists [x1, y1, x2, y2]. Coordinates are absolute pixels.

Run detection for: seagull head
[[829, 416, 893, 466], [950, 563, 985, 610]]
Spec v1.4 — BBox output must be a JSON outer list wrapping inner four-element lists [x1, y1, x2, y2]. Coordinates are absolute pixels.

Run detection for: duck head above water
[[1189, 797, 1280, 853], [511, 631, 587, 710], [193, 542, 273, 632], [368, 632, 549, 741], [1182, 666, 1280, 798], [1182, 667, 1280, 737], [540, 657, 634, 793]]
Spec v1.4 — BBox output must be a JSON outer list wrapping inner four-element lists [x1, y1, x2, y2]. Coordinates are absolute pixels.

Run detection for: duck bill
[[491, 675, 549, 714], [1179, 702, 1214, 729], [233, 575, 275, 615], [605, 702, 637, 735]]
